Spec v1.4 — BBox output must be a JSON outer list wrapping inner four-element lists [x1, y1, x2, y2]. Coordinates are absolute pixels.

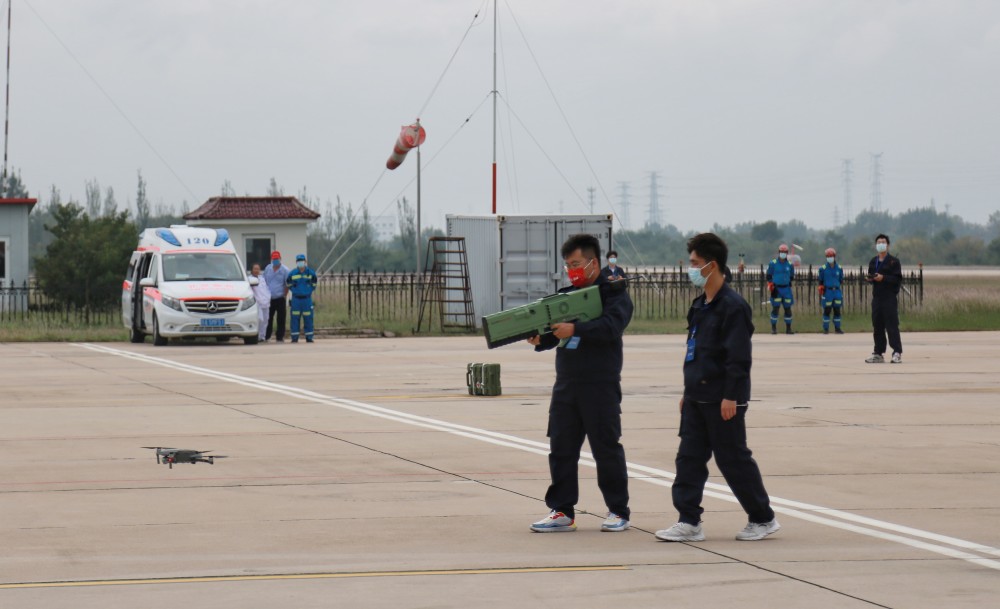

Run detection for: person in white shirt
[[250, 264, 271, 342]]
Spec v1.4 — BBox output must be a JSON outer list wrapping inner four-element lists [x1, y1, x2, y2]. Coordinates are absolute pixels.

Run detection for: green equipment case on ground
[[467, 363, 501, 396]]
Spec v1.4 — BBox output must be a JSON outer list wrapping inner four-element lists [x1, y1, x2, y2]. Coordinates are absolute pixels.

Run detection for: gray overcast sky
[[7, 0, 1000, 232]]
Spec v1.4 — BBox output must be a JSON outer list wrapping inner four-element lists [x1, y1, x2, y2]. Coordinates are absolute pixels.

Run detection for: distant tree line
[[614, 207, 1000, 270], [12, 167, 1000, 311]]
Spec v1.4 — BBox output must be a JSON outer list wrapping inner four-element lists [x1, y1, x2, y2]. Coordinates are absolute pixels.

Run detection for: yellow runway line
[[0, 565, 629, 589]]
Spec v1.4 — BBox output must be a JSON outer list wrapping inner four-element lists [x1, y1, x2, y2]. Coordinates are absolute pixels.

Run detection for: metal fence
[[1, 266, 923, 328], [629, 265, 923, 320], [0, 279, 120, 325]]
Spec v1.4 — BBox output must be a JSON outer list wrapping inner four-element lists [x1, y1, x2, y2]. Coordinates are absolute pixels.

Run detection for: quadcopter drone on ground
[[143, 447, 227, 469]]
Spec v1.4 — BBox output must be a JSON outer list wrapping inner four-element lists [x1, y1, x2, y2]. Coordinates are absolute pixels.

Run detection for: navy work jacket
[[683, 283, 753, 405], [867, 254, 902, 298], [534, 275, 633, 384]]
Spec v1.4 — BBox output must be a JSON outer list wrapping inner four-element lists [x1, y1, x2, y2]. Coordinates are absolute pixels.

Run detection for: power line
[[617, 181, 630, 230], [22, 0, 199, 201]]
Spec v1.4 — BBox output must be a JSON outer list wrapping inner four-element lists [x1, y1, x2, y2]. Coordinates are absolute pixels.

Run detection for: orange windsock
[[386, 123, 427, 170]]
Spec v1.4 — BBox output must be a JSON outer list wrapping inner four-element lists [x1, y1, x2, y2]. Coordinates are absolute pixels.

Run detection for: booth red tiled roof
[[184, 196, 320, 220], [0, 197, 37, 208]]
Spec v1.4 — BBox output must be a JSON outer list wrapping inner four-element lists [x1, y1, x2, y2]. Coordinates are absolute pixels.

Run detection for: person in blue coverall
[[818, 247, 845, 335], [526, 234, 634, 534], [765, 243, 795, 335], [285, 254, 318, 343]]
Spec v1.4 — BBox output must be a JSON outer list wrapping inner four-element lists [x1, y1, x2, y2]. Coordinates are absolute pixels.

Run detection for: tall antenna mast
[[2, 0, 12, 196], [491, 0, 497, 214]]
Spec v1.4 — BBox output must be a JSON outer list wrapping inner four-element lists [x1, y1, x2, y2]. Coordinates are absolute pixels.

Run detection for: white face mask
[[876, 243, 887, 253], [608, 257, 617, 265], [779, 252, 788, 260], [826, 257, 835, 264], [687, 262, 714, 288]]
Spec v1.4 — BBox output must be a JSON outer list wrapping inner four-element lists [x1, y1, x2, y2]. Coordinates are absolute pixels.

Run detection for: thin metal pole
[[491, 0, 497, 214], [416, 120, 422, 273], [2, 0, 12, 196]]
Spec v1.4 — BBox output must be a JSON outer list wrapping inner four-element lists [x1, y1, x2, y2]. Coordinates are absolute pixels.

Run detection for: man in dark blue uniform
[[601, 250, 628, 282], [527, 234, 634, 533], [766, 243, 795, 335], [865, 234, 903, 363], [285, 254, 318, 343], [656, 232, 779, 542]]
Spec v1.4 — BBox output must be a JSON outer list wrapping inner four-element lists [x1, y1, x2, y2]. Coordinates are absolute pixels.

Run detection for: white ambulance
[[122, 225, 260, 345]]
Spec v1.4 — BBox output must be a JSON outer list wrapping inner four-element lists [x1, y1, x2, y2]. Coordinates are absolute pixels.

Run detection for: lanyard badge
[[685, 327, 697, 362]]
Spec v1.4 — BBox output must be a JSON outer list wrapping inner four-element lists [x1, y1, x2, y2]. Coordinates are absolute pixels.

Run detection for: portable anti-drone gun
[[482, 285, 603, 349]]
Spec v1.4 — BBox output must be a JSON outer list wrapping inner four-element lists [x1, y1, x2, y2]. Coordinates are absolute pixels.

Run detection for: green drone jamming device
[[482, 285, 603, 349]]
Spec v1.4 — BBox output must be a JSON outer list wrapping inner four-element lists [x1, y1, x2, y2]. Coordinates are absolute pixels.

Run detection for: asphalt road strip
[[69, 343, 1000, 571]]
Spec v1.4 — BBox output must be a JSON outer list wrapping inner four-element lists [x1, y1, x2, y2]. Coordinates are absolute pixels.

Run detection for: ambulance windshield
[[162, 253, 246, 282]]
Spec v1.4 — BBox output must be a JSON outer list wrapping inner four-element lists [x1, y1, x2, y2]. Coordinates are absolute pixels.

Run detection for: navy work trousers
[[266, 297, 287, 341], [872, 294, 902, 355], [544, 381, 629, 520], [672, 399, 774, 525]]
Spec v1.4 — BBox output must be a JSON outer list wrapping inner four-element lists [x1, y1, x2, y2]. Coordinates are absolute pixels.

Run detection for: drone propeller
[[142, 447, 178, 465]]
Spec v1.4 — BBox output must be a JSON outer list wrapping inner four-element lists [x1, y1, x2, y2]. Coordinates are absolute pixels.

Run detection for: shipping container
[[446, 214, 614, 326]]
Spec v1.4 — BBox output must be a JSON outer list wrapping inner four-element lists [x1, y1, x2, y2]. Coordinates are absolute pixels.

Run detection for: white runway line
[[74, 343, 1000, 570]]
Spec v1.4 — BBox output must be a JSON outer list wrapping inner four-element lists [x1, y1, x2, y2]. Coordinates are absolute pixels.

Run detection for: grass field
[[2, 275, 998, 342]]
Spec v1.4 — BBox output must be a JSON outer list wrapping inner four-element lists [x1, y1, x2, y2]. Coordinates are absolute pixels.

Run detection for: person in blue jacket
[[765, 243, 795, 335], [818, 247, 845, 335], [526, 234, 634, 534], [285, 254, 318, 343], [601, 250, 628, 282]]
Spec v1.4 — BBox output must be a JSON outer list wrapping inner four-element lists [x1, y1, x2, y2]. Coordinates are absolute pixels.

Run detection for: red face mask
[[566, 259, 594, 288]]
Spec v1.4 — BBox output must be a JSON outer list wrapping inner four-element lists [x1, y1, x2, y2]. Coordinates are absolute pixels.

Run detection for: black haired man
[[527, 234, 634, 534], [656, 232, 779, 543], [865, 234, 903, 364]]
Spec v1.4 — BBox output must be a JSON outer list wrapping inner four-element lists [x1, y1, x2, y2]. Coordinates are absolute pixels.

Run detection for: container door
[[499, 217, 556, 310]]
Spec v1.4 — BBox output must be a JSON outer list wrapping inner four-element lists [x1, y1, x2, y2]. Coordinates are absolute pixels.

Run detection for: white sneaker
[[601, 512, 630, 532], [735, 519, 781, 541], [529, 510, 576, 533], [891, 352, 902, 364], [865, 353, 885, 363], [655, 522, 704, 542]]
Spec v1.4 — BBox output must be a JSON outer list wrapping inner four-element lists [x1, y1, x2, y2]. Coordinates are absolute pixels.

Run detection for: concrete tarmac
[[1, 331, 998, 608]]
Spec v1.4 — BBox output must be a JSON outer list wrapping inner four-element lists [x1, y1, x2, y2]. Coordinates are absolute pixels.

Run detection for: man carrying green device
[[525, 234, 634, 533]]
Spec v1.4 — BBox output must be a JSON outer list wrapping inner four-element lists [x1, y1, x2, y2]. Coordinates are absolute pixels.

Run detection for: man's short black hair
[[561, 234, 601, 261], [607, 250, 618, 258], [686, 232, 728, 269], [876, 233, 890, 245]]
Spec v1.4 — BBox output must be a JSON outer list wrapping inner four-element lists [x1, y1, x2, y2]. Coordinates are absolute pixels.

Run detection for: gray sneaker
[[865, 353, 885, 363], [891, 352, 902, 364], [601, 512, 630, 532], [655, 522, 704, 542], [736, 519, 781, 541]]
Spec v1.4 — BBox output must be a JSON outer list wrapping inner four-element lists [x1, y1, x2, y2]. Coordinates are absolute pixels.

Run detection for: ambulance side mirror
[[139, 277, 155, 287]]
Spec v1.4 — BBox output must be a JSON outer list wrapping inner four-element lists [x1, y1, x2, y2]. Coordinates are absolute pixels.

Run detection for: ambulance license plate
[[200, 318, 226, 327]]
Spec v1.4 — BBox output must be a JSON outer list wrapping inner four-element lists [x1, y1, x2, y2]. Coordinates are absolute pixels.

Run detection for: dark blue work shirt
[[534, 275, 633, 384], [868, 254, 902, 298], [683, 284, 753, 404]]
